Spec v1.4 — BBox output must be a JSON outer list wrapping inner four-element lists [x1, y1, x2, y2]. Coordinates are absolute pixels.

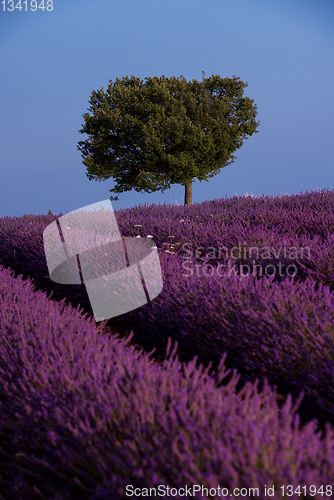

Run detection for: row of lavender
[[0, 264, 334, 499], [1, 190, 334, 415], [1, 188, 333, 295]]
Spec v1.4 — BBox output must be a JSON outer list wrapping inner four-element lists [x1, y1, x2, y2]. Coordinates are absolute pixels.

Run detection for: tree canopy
[[77, 71, 260, 205]]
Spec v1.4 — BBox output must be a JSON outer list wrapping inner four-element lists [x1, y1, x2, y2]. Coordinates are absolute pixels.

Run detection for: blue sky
[[0, 0, 333, 219]]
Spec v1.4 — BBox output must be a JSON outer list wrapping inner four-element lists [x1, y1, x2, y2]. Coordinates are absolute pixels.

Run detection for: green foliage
[[77, 71, 260, 203]]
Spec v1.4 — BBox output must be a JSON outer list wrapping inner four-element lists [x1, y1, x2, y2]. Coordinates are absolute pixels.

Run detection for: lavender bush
[[1, 188, 334, 497], [0, 264, 333, 499]]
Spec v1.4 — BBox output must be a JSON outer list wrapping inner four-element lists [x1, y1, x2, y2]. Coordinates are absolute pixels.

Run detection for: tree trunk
[[184, 181, 193, 205]]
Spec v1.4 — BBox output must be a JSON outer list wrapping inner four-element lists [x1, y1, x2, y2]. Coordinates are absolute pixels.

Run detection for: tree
[[77, 71, 260, 206]]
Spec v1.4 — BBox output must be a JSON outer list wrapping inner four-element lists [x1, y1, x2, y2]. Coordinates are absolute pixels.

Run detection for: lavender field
[[1, 188, 334, 499]]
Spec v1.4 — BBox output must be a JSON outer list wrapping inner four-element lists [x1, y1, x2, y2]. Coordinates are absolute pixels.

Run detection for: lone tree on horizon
[[77, 71, 260, 206]]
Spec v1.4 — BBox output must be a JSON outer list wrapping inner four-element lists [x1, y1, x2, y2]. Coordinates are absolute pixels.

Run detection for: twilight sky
[[0, 0, 333, 219]]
